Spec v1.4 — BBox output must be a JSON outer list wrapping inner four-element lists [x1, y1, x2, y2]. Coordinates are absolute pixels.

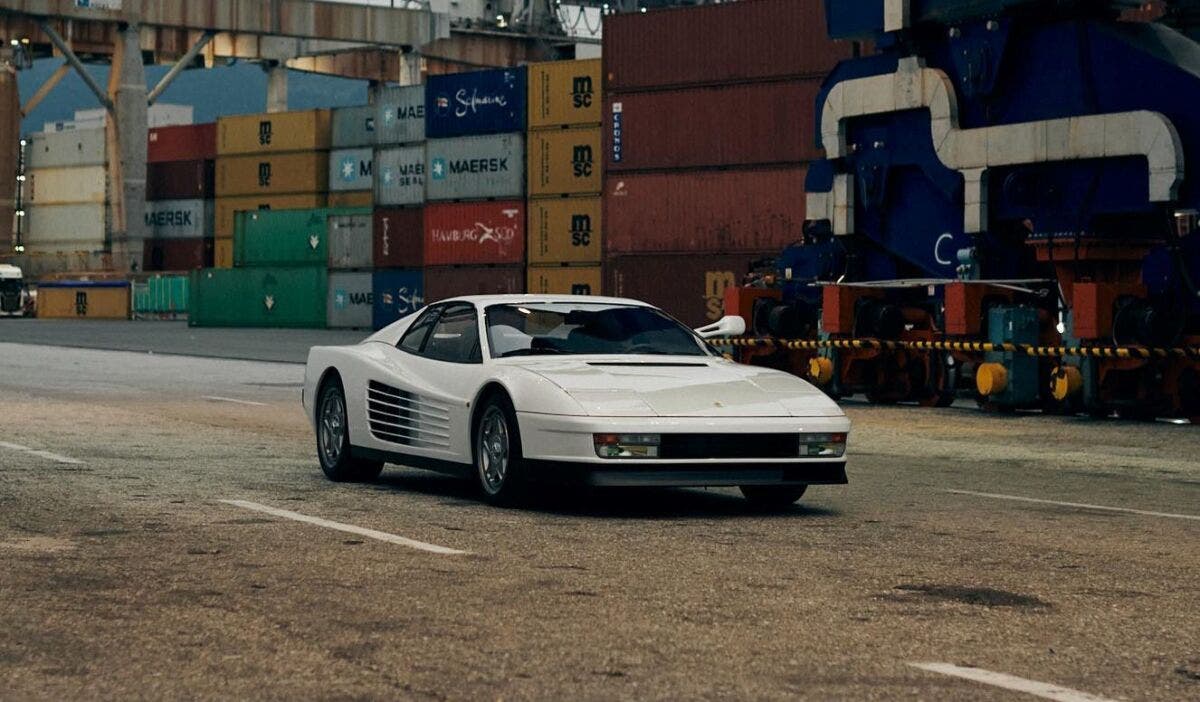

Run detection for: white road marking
[[0, 441, 84, 465], [218, 500, 468, 555], [203, 395, 269, 407], [946, 489, 1200, 522], [909, 663, 1118, 702]]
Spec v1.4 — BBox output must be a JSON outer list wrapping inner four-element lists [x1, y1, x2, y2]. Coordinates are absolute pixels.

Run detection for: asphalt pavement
[[1, 335, 1198, 700]]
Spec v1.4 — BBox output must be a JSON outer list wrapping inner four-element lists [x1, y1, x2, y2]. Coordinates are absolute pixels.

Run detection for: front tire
[[316, 377, 383, 483], [739, 485, 807, 509], [474, 394, 528, 506]]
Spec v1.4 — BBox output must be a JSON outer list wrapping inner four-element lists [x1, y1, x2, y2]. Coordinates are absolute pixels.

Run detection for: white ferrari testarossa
[[303, 295, 850, 506]]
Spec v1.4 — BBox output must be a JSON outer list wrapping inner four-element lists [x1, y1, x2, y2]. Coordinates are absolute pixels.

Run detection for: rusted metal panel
[[424, 264, 524, 302], [604, 253, 769, 328]]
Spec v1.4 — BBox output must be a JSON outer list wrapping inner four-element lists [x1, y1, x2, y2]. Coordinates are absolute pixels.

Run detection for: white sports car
[[302, 295, 850, 507]]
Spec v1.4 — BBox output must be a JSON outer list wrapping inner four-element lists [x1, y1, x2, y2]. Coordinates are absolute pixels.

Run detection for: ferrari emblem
[[264, 295, 275, 311]]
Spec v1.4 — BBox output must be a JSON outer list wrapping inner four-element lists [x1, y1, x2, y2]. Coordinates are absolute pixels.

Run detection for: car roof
[[435, 294, 654, 308]]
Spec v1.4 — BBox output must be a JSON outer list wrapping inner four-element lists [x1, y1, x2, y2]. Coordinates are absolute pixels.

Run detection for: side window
[[398, 306, 441, 353], [422, 304, 482, 364]]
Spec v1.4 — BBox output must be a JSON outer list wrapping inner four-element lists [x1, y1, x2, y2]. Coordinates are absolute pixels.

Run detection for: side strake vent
[[367, 381, 451, 449]]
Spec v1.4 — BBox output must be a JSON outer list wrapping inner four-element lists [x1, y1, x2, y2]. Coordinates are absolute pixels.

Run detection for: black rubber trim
[[350, 446, 473, 478], [525, 459, 848, 487]]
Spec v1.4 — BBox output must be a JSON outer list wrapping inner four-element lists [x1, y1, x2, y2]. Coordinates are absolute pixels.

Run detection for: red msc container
[[423, 200, 526, 266], [605, 79, 822, 172], [374, 207, 424, 268], [604, 165, 808, 254], [146, 160, 215, 201], [604, 252, 771, 328], [603, 0, 853, 92], [143, 237, 214, 271], [424, 264, 525, 303], [148, 123, 217, 163]]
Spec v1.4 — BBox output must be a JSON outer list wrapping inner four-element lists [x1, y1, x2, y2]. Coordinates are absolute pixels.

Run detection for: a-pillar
[[0, 55, 18, 254], [266, 62, 288, 113], [106, 23, 148, 273]]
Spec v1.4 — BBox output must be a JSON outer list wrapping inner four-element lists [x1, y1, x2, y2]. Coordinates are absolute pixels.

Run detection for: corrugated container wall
[[424, 201, 525, 266], [604, 166, 808, 254], [375, 145, 425, 206], [148, 123, 216, 163], [528, 265, 602, 296], [528, 127, 601, 196], [27, 129, 106, 168], [235, 207, 370, 267], [528, 197, 602, 265], [332, 105, 377, 148], [215, 152, 329, 197], [328, 191, 373, 208], [528, 59, 602, 128], [143, 238, 213, 271], [27, 166, 106, 204], [425, 68, 527, 138], [217, 109, 332, 155], [604, 81, 822, 172], [26, 204, 107, 252], [329, 148, 374, 192], [147, 160, 214, 201], [375, 85, 426, 145], [424, 265, 524, 302], [214, 238, 234, 269], [425, 134, 525, 201], [145, 200, 213, 239], [328, 214, 374, 269], [604, 252, 769, 327], [327, 271, 375, 329], [190, 267, 328, 328], [603, 0, 851, 91], [373, 269, 426, 330], [37, 281, 130, 319], [374, 208, 424, 268], [215, 194, 328, 239]]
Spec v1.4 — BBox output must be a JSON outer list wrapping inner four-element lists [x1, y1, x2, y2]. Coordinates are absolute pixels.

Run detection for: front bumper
[[526, 459, 847, 487]]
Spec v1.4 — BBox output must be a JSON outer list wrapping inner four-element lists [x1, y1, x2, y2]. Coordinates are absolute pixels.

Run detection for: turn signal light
[[594, 433, 660, 459], [800, 432, 846, 458]]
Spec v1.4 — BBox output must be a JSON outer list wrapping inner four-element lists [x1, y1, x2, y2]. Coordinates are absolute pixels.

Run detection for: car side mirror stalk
[[694, 315, 746, 339]]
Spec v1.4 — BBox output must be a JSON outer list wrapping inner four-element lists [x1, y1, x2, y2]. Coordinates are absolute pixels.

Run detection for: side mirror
[[694, 315, 747, 339]]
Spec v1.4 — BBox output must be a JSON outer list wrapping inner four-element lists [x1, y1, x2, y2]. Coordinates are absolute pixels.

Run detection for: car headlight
[[594, 433, 660, 459], [800, 433, 846, 458]]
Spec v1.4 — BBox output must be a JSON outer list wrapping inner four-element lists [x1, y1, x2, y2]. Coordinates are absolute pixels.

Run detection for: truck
[[0, 264, 31, 317]]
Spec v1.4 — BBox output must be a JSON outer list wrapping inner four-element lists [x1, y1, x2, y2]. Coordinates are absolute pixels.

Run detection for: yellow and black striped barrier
[[710, 337, 1200, 360]]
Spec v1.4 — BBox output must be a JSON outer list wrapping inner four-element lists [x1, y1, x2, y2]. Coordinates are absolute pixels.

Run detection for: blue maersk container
[[425, 67, 527, 138], [373, 269, 425, 330]]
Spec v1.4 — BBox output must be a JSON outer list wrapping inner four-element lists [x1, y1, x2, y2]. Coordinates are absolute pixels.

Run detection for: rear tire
[[316, 377, 383, 483], [474, 393, 528, 506], [739, 485, 807, 509]]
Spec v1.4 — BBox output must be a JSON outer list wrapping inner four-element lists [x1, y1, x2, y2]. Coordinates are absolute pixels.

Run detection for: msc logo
[[571, 75, 594, 109], [572, 145, 594, 178], [258, 121, 272, 146], [569, 214, 591, 247], [570, 283, 592, 296], [431, 158, 447, 180], [705, 270, 736, 321], [258, 162, 272, 187]]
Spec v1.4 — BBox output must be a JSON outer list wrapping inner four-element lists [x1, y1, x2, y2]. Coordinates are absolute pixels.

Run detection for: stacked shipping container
[[23, 129, 109, 254], [602, 0, 854, 326], [526, 59, 603, 295], [144, 123, 216, 271]]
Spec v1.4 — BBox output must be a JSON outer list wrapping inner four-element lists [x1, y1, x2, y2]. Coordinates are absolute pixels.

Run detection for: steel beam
[[37, 20, 111, 110], [106, 22, 148, 272], [19, 59, 67, 115], [146, 30, 213, 105]]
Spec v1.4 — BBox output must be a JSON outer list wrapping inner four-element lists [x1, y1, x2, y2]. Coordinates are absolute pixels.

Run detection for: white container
[[26, 203, 108, 252], [374, 145, 425, 206], [27, 166, 107, 205], [329, 148, 375, 192], [27, 129, 106, 169], [145, 199, 213, 239]]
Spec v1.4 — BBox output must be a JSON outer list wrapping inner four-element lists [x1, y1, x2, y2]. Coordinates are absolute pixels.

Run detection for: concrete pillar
[[0, 57, 18, 254], [266, 63, 288, 113], [106, 23, 149, 273]]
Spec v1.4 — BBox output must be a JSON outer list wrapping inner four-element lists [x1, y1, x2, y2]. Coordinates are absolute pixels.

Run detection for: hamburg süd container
[[234, 207, 370, 268], [373, 269, 425, 330], [604, 166, 808, 254], [27, 128, 106, 169], [147, 160, 215, 201], [424, 200, 525, 266], [148, 123, 216, 163], [528, 59, 602, 129], [527, 265, 602, 296], [26, 203, 107, 252], [37, 280, 130, 319], [374, 207, 424, 269], [374, 145, 426, 206], [143, 237, 213, 271], [215, 152, 330, 197], [603, 0, 851, 91], [328, 191, 373, 208], [375, 84, 426, 146], [329, 148, 374, 192], [27, 166, 106, 205], [332, 105, 377, 149], [528, 196, 601, 265], [328, 213, 374, 269], [214, 238, 233, 268], [425, 67, 527, 138], [214, 193, 328, 238], [190, 267, 328, 328], [425, 133, 525, 202], [424, 264, 524, 303], [145, 199, 213, 239], [604, 80, 822, 172], [604, 252, 771, 327], [528, 126, 601, 196], [327, 271, 375, 329], [216, 109, 332, 155]]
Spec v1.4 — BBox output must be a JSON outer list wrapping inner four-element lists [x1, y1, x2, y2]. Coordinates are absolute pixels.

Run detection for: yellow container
[[217, 109, 332, 156], [528, 126, 601, 197], [215, 193, 328, 238], [528, 196, 601, 265], [27, 166, 107, 205], [528, 59, 601, 128], [215, 152, 330, 198], [37, 282, 130, 319], [527, 265, 602, 296], [328, 190, 373, 208], [214, 238, 234, 269]]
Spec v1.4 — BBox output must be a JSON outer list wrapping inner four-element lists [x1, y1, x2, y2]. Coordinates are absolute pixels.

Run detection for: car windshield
[[485, 302, 711, 358]]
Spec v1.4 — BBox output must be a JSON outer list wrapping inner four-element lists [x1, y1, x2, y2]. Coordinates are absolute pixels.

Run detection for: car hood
[[510, 356, 844, 417]]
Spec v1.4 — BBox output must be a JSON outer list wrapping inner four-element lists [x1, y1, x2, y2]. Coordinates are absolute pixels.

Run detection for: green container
[[233, 207, 371, 267], [133, 275, 189, 315], [189, 267, 328, 328]]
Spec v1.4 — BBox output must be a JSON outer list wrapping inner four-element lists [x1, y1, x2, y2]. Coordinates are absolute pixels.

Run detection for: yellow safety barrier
[[710, 336, 1200, 360]]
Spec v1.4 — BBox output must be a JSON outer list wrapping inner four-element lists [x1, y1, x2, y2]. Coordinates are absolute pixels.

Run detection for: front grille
[[0, 293, 18, 313], [367, 380, 451, 449], [659, 433, 800, 459]]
